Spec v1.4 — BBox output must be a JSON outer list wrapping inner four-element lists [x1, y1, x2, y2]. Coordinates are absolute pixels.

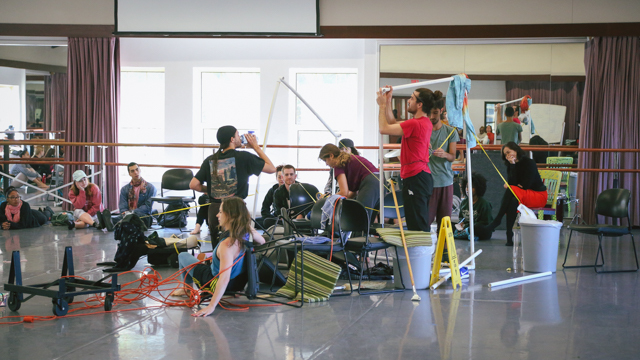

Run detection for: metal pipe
[[488, 271, 553, 288], [380, 77, 455, 93]]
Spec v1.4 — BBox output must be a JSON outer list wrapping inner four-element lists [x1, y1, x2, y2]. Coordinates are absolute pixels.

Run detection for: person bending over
[[0, 187, 51, 229], [486, 142, 548, 246], [191, 126, 276, 245], [323, 139, 359, 195], [118, 162, 156, 227], [319, 143, 380, 220], [171, 197, 265, 317], [455, 172, 494, 241], [377, 86, 440, 232], [68, 170, 114, 231]]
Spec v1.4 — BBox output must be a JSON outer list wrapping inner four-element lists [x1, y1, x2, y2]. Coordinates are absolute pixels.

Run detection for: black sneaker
[[102, 209, 115, 232], [67, 219, 76, 230], [95, 211, 105, 229]]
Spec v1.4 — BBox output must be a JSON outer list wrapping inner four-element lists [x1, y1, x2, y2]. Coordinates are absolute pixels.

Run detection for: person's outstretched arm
[[377, 87, 404, 136], [192, 244, 237, 317], [245, 134, 276, 174]]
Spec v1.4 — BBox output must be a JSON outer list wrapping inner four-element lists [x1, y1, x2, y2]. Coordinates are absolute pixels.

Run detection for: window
[[0, 84, 21, 135], [200, 70, 260, 130], [119, 68, 165, 186]]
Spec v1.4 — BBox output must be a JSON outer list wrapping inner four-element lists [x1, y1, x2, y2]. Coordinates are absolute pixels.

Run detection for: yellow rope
[[470, 132, 520, 203]]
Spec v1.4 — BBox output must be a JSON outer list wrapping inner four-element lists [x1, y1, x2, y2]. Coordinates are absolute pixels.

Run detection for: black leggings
[[196, 194, 210, 226], [489, 188, 519, 242], [31, 209, 47, 226]]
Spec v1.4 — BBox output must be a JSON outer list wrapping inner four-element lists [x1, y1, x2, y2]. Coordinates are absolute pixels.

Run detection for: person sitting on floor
[[68, 170, 114, 231], [9, 149, 48, 190], [455, 172, 494, 241], [118, 162, 156, 227], [254, 164, 284, 230], [170, 197, 265, 317], [0, 187, 53, 229]]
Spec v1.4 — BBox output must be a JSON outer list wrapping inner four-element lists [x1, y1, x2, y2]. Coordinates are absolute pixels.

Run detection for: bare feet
[[170, 288, 188, 297], [190, 224, 201, 235]]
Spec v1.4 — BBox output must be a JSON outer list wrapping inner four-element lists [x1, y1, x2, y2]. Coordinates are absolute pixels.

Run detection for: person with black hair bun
[[486, 142, 548, 245], [455, 172, 494, 241], [191, 126, 276, 245], [0, 187, 51, 229], [377, 86, 441, 232]]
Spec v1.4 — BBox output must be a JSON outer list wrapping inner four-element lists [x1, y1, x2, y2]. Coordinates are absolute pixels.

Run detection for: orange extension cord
[[0, 253, 296, 325]]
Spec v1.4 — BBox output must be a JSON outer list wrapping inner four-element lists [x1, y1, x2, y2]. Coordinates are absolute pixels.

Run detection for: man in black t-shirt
[[272, 164, 305, 219], [191, 125, 276, 244]]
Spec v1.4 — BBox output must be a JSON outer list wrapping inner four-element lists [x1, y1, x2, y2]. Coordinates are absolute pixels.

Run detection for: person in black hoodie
[[486, 142, 548, 246], [0, 187, 52, 229]]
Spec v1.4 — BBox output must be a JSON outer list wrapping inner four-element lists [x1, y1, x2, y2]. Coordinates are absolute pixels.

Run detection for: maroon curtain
[[64, 38, 120, 209], [506, 81, 584, 142], [44, 73, 68, 133], [577, 37, 640, 226]]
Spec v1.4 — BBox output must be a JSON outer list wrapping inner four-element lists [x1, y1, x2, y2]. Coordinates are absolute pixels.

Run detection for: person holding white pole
[[377, 86, 442, 232]]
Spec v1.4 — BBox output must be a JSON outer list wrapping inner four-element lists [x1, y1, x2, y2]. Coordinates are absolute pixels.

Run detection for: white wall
[[2, 0, 639, 26], [0, 66, 26, 131], [119, 38, 377, 214]]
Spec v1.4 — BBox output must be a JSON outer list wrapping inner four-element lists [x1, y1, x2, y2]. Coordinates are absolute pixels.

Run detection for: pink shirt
[[69, 185, 105, 216]]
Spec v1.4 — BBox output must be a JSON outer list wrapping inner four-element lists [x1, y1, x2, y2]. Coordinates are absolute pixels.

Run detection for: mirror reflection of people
[[10, 150, 48, 189], [0, 187, 51, 229], [171, 197, 265, 317], [485, 142, 548, 246], [68, 170, 114, 231], [486, 125, 495, 144]]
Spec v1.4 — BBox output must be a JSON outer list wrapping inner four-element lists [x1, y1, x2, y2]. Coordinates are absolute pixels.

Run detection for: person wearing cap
[[117, 162, 156, 227], [323, 138, 359, 195], [191, 125, 276, 245], [68, 170, 114, 231], [9, 149, 49, 190]]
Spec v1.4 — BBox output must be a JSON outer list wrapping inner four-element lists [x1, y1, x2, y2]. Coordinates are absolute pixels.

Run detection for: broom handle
[[388, 180, 416, 287]]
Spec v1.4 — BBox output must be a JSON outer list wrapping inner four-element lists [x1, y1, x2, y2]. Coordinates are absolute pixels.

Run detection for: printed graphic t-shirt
[[399, 117, 432, 179], [195, 149, 265, 200]]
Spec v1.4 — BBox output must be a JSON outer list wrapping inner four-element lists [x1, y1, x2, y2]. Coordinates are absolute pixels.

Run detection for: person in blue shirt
[[171, 196, 265, 317]]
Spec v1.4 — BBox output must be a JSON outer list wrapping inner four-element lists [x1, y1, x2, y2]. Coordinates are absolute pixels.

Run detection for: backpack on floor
[[51, 211, 74, 226], [157, 202, 189, 228], [111, 222, 149, 270]]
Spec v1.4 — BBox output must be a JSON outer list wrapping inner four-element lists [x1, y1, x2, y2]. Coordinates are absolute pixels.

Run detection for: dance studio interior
[[1, 1, 639, 359]]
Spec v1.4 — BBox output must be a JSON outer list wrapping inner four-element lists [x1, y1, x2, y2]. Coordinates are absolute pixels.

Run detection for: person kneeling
[[171, 197, 265, 317]]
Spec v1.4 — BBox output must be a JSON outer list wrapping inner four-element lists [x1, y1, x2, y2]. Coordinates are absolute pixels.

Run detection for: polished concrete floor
[[1, 215, 639, 360]]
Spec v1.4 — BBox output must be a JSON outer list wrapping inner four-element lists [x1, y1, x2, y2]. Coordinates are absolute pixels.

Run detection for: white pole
[[497, 97, 525, 106], [465, 120, 476, 269], [278, 77, 341, 139], [487, 271, 553, 288], [381, 77, 455, 93], [252, 81, 281, 218]]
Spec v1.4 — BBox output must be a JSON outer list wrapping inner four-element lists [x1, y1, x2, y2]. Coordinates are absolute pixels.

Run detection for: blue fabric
[[118, 182, 157, 216], [527, 98, 536, 134], [446, 74, 476, 148]]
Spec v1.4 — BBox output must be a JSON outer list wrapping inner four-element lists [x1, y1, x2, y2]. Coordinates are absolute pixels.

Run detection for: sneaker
[[102, 210, 115, 232], [460, 266, 469, 279], [67, 219, 76, 230]]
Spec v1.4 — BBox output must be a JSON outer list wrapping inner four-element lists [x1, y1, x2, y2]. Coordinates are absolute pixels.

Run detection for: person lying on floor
[[171, 197, 265, 317], [0, 186, 53, 229], [455, 172, 494, 241]]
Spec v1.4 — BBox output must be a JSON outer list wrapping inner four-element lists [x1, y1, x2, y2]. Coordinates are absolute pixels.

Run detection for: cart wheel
[[104, 293, 114, 311], [52, 299, 69, 316], [8, 292, 21, 311], [64, 296, 74, 304]]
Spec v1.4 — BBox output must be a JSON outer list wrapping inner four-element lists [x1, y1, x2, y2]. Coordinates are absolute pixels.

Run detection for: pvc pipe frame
[[380, 77, 455, 93], [497, 97, 525, 106], [487, 271, 553, 288]]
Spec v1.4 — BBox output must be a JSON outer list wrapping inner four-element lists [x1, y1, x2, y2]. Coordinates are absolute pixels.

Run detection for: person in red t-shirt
[[377, 86, 443, 232]]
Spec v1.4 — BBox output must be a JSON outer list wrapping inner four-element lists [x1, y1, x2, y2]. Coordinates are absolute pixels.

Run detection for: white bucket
[[392, 242, 435, 289], [520, 222, 562, 273]]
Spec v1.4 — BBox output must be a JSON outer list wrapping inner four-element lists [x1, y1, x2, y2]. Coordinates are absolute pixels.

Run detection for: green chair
[[531, 170, 562, 221]]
